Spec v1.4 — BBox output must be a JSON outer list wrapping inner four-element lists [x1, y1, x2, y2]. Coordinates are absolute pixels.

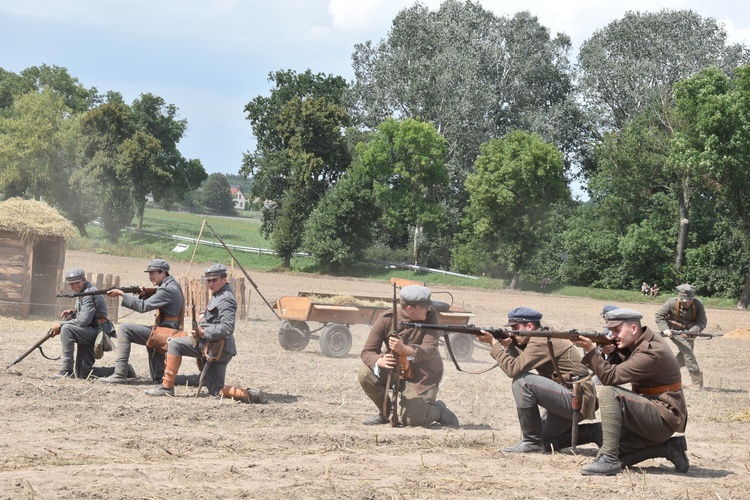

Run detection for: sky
[[1, 0, 749, 178]]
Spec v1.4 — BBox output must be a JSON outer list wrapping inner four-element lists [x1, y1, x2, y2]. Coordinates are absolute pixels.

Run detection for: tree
[[457, 131, 569, 288], [672, 65, 750, 307], [202, 173, 235, 214], [302, 164, 379, 272], [0, 64, 99, 113], [577, 9, 748, 138], [350, 1, 580, 196], [358, 118, 449, 265]]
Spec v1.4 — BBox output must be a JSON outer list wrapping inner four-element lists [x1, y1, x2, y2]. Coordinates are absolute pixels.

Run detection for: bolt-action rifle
[[194, 304, 225, 397], [56, 286, 157, 299], [664, 330, 723, 340], [6, 311, 75, 370], [399, 323, 614, 345], [386, 282, 400, 427]]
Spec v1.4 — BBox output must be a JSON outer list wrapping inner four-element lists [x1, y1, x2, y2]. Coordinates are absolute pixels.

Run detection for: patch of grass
[[67, 208, 742, 307]]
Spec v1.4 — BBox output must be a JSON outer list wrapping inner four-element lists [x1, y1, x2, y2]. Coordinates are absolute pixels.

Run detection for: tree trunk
[[75, 222, 89, 238], [510, 271, 519, 290], [283, 254, 291, 268], [737, 261, 750, 309], [675, 194, 689, 278]]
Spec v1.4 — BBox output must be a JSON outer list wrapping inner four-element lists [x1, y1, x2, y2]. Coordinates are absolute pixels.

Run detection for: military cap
[[505, 307, 543, 326], [144, 259, 170, 272], [204, 263, 228, 279], [601, 304, 619, 317], [604, 308, 644, 328], [676, 283, 695, 300], [400, 285, 433, 307], [64, 268, 86, 283]]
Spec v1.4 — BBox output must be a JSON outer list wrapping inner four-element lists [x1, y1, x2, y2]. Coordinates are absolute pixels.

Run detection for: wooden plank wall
[[178, 276, 248, 321], [0, 231, 30, 318]]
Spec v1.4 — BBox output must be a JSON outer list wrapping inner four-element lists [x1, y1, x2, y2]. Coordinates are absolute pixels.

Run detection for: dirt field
[[1, 250, 749, 499]]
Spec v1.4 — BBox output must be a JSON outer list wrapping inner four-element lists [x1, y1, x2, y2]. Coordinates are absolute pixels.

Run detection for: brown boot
[[220, 385, 266, 403], [145, 354, 182, 396], [690, 372, 704, 390]]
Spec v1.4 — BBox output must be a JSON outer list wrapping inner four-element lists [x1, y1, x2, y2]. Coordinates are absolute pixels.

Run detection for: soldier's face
[[148, 270, 166, 286], [403, 303, 430, 321], [206, 275, 227, 293], [68, 280, 85, 293], [610, 322, 639, 349]]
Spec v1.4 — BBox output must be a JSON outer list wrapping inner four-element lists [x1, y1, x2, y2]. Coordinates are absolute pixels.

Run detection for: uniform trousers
[[357, 364, 440, 426]]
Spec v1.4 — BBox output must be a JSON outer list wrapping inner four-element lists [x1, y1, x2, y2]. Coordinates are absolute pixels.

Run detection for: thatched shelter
[[0, 198, 77, 318]]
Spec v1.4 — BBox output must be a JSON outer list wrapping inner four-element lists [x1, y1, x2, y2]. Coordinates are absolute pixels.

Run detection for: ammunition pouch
[[146, 326, 188, 355]]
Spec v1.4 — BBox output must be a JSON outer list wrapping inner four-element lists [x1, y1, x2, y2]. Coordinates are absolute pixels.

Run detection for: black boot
[[619, 436, 689, 473], [503, 407, 544, 453], [545, 423, 603, 452]]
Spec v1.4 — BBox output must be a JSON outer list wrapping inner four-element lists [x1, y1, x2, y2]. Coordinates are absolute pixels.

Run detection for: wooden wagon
[[272, 279, 476, 359]]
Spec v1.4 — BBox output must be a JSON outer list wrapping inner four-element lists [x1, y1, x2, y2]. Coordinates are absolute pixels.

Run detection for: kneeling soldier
[[574, 308, 689, 475]]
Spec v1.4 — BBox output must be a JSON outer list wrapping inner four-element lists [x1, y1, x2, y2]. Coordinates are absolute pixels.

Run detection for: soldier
[[358, 285, 458, 427], [50, 268, 119, 379], [99, 259, 183, 384], [475, 307, 601, 453], [655, 284, 707, 390], [144, 264, 261, 402], [574, 308, 688, 476]]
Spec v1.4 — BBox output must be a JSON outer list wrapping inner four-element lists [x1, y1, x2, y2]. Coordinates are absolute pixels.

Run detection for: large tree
[[456, 131, 569, 288], [350, 1, 580, 195], [672, 65, 750, 307]]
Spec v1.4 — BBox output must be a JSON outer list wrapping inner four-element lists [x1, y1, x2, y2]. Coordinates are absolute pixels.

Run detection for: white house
[[230, 186, 247, 210]]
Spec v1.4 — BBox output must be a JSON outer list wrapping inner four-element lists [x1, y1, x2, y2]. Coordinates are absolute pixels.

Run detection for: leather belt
[[633, 382, 682, 395]]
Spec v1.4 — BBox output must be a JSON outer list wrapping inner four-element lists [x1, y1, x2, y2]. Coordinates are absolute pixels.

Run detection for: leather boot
[[690, 372, 704, 390], [581, 453, 621, 476], [219, 386, 266, 404], [503, 407, 545, 453], [434, 400, 459, 427], [619, 436, 689, 473], [545, 423, 603, 452], [145, 354, 182, 396]]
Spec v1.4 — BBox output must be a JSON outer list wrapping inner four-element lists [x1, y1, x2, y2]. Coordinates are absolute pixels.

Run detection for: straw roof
[[0, 197, 77, 241]]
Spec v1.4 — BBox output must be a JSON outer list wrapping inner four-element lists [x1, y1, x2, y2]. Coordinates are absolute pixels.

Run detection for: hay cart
[[273, 279, 475, 360]]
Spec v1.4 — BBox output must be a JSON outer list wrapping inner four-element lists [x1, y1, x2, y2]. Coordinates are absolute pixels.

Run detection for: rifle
[[386, 281, 400, 427], [56, 286, 156, 298], [195, 339, 225, 397], [665, 330, 723, 340], [6, 311, 75, 370], [399, 323, 614, 345]]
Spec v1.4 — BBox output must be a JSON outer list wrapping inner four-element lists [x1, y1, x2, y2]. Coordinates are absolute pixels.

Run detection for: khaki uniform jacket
[[655, 297, 707, 333], [360, 308, 443, 395], [582, 327, 687, 433], [490, 336, 597, 420]]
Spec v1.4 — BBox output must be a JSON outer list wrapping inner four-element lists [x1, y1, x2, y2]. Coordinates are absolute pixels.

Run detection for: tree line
[[2, 2, 750, 305]]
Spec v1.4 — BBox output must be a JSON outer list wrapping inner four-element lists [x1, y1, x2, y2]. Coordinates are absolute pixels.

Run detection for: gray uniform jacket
[[655, 297, 707, 333], [121, 275, 184, 329], [62, 281, 107, 330], [582, 327, 687, 433], [200, 283, 237, 356]]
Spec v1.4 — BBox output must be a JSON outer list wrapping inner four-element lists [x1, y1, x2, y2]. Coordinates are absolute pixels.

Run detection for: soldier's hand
[[663, 329, 673, 338], [476, 330, 495, 345], [573, 337, 595, 353], [192, 324, 205, 339], [50, 324, 62, 337], [601, 344, 616, 355], [107, 289, 124, 298], [378, 353, 396, 370], [388, 336, 406, 353], [499, 337, 515, 349], [60, 309, 73, 319]]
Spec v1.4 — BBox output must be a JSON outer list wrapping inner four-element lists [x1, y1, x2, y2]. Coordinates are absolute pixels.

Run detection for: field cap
[[400, 285, 433, 307], [601, 304, 619, 317], [145, 259, 170, 272], [604, 308, 643, 328], [505, 307, 543, 326], [677, 284, 695, 300], [204, 263, 228, 279], [65, 268, 86, 283]]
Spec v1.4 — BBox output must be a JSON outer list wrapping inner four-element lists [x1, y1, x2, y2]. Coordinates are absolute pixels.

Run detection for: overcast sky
[[1, 0, 748, 178]]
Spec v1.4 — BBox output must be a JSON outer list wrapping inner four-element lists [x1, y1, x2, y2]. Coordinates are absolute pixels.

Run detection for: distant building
[[230, 186, 247, 210]]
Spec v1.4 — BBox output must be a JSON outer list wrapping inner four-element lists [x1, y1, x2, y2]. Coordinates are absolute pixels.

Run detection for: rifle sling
[[443, 333, 497, 375]]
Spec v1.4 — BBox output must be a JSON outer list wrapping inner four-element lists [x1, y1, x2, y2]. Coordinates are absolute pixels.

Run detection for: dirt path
[[0, 251, 748, 498]]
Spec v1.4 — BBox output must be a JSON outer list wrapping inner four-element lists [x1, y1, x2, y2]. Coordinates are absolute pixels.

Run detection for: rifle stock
[[56, 286, 156, 298], [5, 311, 75, 370], [399, 322, 614, 345], [195, 338, 225, 397]]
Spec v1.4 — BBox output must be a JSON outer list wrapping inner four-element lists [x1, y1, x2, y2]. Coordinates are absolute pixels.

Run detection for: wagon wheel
[[319, 323, 353, 358], [278, 320, 311, 351], [443, 332, 474, 362]]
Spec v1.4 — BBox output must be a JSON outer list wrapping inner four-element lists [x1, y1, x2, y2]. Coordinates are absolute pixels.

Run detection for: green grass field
[[67, 208, 739, 309]]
